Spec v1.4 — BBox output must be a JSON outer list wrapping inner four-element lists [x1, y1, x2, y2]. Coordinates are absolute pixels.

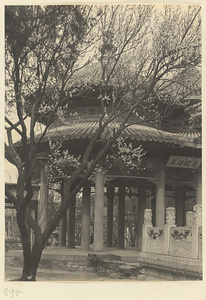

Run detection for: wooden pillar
[[151, 184, 156, 226], [59, 182, 67, 246], [155, 162, 165, 227], [175, 186, 185, 227], [196, 166, 202, 205], [137, 184, 146, 251], [59, 213, 67, 246], [67, 194, 76, 248], [118, 184, 125, 249], [81, 181, 91, 251], [106, 185, 114, 247], [94, 172, 105, 251], [39, 170, 48, 233]]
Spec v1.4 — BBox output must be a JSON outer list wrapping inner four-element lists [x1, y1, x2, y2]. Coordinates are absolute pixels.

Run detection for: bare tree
[[5, 4, 201, 280]]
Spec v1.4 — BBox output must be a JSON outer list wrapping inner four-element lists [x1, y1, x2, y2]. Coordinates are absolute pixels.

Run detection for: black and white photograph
[[2, 0, 205, 298]]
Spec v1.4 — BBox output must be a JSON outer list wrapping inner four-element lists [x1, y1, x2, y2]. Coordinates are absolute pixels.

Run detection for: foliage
[[44, 136, 146, 179], [45, 140, 81, 179], [105, 138, 145, 173]]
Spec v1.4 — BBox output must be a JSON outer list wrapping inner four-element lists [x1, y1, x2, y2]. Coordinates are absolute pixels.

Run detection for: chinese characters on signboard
[[166, 156, 201, 169]]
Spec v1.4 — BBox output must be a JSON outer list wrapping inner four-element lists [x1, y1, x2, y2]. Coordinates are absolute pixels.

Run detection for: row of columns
[[55, 172, 150, 251], [38, 170, 126, 251], [154, 163, 202, 228], [38, 162, 202, 252], [56, 173, 127, 251]]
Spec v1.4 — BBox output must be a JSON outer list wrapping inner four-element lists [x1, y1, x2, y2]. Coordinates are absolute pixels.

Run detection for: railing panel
[[169, 227, 192, 258], [145, 227, 164, 254]]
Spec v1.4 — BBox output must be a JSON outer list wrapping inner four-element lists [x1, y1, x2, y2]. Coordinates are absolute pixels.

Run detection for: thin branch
[[5, 129, 23, 171], [5, 116, 22, 136], [181, 7, 201, 43]]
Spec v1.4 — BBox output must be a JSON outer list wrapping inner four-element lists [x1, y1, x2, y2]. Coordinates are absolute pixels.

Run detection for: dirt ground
[[5, 266, 158, 281]]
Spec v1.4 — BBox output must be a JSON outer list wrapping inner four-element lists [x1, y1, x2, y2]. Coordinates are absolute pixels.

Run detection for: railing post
[[142, 209, 153, 252], [192, 204, 202, 259], [164, 207, 176, 254]]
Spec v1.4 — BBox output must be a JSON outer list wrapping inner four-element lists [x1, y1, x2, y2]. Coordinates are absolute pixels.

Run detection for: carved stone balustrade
[[166, 207, 176, 225], [144, 209, 152, 225], [193, 204, 202, 226], [186, 211, 193, 227]]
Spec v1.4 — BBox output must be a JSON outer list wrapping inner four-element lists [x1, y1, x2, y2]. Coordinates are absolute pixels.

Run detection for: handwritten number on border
[[3, 289, 21, 298]]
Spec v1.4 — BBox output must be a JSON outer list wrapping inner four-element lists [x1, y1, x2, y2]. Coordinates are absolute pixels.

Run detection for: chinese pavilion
[[33, 93, 202, 260]]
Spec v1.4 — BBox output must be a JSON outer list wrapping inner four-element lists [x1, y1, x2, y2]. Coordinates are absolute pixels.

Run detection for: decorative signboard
[[166, 156, 201, 169]]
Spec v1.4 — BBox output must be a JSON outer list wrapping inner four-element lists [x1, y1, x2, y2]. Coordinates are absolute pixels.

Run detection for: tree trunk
[[17, 206, 45, 281], [30, 240, 45, 280], [21, 239, 33, 281], [18, 238, 45, 281]]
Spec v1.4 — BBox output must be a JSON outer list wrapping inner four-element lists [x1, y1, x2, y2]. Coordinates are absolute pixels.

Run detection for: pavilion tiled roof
[[44, 121, 200, 147], [176, 131, 200, 140]]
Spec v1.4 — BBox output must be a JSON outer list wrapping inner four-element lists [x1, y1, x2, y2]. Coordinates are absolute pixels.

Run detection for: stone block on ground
[[119, 265, 141, 277], [88, 254, 142, 278]]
